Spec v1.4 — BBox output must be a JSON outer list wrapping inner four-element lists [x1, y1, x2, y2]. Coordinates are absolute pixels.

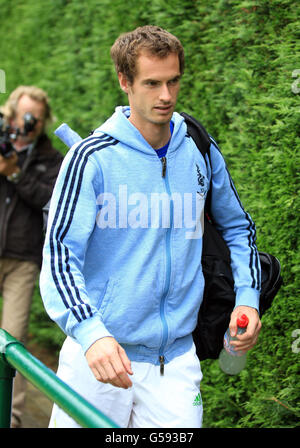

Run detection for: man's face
[[11, 94, 46, 144], [119, 51, 181, 131]]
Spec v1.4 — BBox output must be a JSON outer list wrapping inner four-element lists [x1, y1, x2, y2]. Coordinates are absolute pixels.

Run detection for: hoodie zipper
[[159, 156, 172, 375], [161, 156, 167, 178]]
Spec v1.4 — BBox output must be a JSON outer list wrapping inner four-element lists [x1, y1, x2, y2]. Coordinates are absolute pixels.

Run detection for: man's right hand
[[85, 337, 133, 389]]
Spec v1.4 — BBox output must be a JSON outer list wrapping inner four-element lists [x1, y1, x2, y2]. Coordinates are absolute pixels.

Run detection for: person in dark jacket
[[0, 85, 63, 428]]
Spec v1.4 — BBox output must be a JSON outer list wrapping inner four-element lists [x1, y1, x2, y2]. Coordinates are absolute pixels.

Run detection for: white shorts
[[49, 337, 203, 428]]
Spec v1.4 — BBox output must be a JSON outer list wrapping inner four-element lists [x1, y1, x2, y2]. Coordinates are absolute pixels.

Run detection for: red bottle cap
[[237, 314, 249, 328]]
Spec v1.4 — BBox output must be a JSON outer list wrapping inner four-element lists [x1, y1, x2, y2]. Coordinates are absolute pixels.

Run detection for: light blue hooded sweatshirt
[[40, 106, 260, 366]]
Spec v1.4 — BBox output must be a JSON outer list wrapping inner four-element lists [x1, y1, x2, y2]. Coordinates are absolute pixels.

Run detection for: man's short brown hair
[[110, 25, 185, 84]]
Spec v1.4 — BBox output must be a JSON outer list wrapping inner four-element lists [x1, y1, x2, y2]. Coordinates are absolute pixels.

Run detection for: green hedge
[[0, 0, 299, 428]]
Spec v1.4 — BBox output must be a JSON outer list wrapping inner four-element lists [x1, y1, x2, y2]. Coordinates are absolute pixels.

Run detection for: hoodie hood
[[93, 106, 187, 156]]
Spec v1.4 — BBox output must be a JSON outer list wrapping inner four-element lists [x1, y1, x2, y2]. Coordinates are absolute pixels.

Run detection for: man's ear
[[118, 72, 130, 94]]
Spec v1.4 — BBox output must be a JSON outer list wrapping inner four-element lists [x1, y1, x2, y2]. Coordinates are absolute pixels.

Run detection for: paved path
[[21, 341, 58, 428], [22, 381, 53, 428]]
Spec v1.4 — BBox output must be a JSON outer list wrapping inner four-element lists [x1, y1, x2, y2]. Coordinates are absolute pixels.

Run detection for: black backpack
[[181, 112, 283, 361]]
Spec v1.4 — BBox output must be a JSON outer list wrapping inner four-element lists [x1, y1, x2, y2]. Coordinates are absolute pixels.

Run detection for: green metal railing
[[0, 329, 119, 428]]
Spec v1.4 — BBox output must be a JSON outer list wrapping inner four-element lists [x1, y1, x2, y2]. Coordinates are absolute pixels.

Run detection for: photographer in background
[[0, 86, 63, 428]]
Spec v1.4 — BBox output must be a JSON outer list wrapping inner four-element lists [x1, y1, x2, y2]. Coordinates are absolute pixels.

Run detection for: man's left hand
[[0, 152, 20, 176], [228, 305, 262, 353]]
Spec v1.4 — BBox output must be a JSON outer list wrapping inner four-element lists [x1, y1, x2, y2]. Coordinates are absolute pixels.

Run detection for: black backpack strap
[[180, 112, 211, 159], [181, 111, 213, 216]]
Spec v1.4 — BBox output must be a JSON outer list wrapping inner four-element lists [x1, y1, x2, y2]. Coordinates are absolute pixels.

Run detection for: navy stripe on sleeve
[[49, 134, 118, 323], [209, 139, 260, 290]]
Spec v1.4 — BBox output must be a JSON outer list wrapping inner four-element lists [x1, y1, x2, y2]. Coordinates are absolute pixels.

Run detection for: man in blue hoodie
[[40, 26, 261, 428]]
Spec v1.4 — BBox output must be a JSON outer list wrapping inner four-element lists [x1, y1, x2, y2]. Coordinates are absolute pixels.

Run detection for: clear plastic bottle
[[218, 314, 249, 375]]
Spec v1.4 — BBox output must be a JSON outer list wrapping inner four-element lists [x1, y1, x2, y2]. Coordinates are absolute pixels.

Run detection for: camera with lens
[[0, 112, 37, 158]]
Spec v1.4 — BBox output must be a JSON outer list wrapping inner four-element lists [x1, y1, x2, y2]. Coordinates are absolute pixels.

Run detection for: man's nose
[[159, 84, 172, 102]]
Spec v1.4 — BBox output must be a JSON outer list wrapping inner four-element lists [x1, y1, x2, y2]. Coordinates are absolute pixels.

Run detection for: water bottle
[[218, 314, 249, 375]]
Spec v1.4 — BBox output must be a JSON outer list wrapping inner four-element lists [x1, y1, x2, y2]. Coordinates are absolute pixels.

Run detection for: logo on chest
[[196, 163, 208, 197]]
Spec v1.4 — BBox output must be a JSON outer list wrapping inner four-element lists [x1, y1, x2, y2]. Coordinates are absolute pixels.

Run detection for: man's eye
[[146, 81, 158, 87], [168, 78, 180, 86]]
